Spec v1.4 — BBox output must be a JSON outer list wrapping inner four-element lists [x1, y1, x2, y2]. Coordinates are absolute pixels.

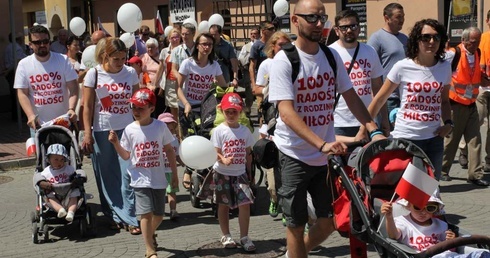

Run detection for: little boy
[[127, 56, 153, 89], [35, 144, 79, 222], [381, 191, 490, 257], [109, 88, 178, 258], [157, 112, 184, 220]]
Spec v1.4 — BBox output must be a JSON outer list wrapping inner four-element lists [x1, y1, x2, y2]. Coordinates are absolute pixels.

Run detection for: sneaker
[[170, 210, 180, 220], [459, 153, 468, 169], [440, 174, 452, 181], [269, 200, 278, 218], [65, 211, 74, 222], [221, 234, 237, 249], [240, 236, 256, 252], [282, 214, 287, 227], [57, 208, 67, 218]]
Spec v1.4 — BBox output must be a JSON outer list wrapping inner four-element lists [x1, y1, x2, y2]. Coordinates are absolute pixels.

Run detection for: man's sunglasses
[[420, 34, 441, 43], [337, 24, 359, 32], [413, 203, 439, 213], [295, 14, 328, 24], [31, 39, 50, 45]]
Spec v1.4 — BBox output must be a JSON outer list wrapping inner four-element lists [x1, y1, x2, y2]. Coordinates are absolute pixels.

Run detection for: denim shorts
[[277, 151, 333, 227]]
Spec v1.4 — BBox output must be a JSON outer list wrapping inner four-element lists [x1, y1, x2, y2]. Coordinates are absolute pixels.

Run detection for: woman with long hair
[[367, 19, 453, 180], [81, 37, 141, 233]]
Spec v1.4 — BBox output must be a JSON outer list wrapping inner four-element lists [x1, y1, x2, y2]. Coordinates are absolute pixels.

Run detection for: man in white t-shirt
[[14, 25, 79, 130], [268, 1, 384, 257], [330, 9, 386, 140]]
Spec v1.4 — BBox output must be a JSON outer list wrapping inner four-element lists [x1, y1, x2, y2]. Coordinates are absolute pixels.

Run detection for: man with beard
[[367, 3, 407, 130], [14, 25, 79, 130], [329, 9, 386, 141], [268, 1, 384, 257]]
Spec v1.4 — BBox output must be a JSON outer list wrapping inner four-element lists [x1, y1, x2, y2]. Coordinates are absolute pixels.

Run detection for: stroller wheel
[[190, 174, 201, 208], [86, 206, 97, 237], [42, 223, 49, 242], [30, 211, 39, 223], [32, 222, 39, 244], [79, 217, 87, 237]]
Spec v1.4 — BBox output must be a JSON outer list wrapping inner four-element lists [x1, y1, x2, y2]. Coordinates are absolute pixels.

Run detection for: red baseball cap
[[129, 88, 156, 107], [127, 56, 142, 66], [220, 92, 243, 111]]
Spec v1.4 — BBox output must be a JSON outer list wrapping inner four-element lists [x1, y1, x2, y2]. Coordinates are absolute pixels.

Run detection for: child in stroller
[[31, 125, 95, 243]]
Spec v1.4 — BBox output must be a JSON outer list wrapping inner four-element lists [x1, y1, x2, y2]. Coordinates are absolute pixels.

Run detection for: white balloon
[[208, 14, 224, 28], [182, 18, 198, 30], [117, 3, 142, 32], [179, 136, 217, 169], [198, 20, 209, 34], [81, 45, 97, 69], [164, 26, 173, 37], [120, 32, 135, 48], [273, 0, 289, 17], [69, 17, 86, 36]]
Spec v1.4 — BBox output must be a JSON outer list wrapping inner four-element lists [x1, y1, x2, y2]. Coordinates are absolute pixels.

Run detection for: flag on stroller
[[395, 163, 438, 209], [26, 137, 36, 156], [95, 87, 113, 109]]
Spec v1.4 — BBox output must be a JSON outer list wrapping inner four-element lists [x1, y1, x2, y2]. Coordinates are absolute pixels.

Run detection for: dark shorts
[[134, 188, 166, 216], [277, 151, 333, 227], [334, 126, 360, 137]]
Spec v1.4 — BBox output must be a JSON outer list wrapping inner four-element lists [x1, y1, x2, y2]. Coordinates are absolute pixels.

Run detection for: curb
[[0, 157, 36, 171]]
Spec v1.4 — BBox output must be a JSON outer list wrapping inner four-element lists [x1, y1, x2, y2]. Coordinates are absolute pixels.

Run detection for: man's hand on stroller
[[320, 141, 347, 155], [27, 114, 40, 130], [66, 109, 77, 124], [183, 102, 191, 117], [38, 181, 53, 193]]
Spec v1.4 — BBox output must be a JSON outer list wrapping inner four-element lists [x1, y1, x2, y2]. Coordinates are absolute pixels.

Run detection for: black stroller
[[328, 138, 490, 258], [182, 86, 263, 216], [31, 125, 96, 243]]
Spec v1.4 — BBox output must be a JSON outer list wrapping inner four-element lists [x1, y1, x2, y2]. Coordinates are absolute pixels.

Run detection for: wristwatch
[[444, 119, 454, 128]]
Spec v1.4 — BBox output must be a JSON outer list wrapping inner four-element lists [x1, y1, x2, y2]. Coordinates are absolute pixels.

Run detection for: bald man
[[50, 29, 68, 54], [91, 30, 106, 45], [268, 0, 383, 257]]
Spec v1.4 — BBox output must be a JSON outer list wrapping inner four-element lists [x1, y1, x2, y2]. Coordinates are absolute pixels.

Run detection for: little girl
[[197, 92, 256, 252]]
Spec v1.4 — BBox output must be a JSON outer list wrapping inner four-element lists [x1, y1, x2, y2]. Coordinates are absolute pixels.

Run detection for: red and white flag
[[26, 137, 36, 157], [155, 11, 164, 34], [95, 87, 113, 109], [395, 163, 439, 209]]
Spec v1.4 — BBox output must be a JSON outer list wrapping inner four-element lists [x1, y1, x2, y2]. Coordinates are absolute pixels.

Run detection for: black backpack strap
[[282, 42, 301, 83], [451, 46, 461, 72], [319, 44, 340, 109]]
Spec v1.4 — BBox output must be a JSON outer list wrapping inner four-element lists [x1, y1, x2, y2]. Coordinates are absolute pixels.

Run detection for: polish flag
[[95, 87, 113, 109], [26, 137, 36, 157], [155, 11, 164, 34], [395, 163, 439, 209]]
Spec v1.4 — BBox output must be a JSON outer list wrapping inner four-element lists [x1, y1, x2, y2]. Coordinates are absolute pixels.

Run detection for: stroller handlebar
[[415, 235, 490, 258]]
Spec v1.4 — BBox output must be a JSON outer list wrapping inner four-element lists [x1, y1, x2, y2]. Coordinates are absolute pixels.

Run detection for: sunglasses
[[31, 39, 50, 45], [420, 33, 441, 43], [337, 24, 359, 32], [295, 14, 328, 24], [265, 27, 276, 31], [413, 203, 439, 213]]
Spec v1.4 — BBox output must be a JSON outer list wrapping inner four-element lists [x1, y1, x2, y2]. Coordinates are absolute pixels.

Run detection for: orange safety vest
[[449, 44, 481, 105]]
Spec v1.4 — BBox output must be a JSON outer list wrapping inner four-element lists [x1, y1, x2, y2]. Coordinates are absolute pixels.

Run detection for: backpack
[[252, 138, 278, 169], [261, 43, 338, 135], [451, 46, 481, 72]]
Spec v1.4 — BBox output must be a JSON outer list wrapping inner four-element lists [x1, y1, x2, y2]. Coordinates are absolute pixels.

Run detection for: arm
[[77, 69, 87, 84], [230, 58, 239, 86], [277, 99, 347, 153], [176, 72, 191, 115], [171, 62, 180, 81], [107, 130, 130, 160], [249, 59, 257, 89], [434, 84, 453, 137], [216, 147, 232, 166], [163, 143, 179, 188], [155, 59, 165, 87], [246, 146, 253, 184], [81, 86, 95, 153], [215, 74, 228, 88], [343, 88, 384, 137], [66, 79, 79, 122], [371, 76, 390, 135], [17, 88, 38, 129], [380, 202, 402, 240]]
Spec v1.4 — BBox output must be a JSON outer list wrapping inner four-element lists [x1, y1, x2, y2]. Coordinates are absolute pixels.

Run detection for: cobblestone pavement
[[0, 155, 489, 258]]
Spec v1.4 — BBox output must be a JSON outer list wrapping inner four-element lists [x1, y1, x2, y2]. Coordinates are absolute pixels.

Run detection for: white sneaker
[[221, 234, 236, 249], [65, 211, 74, 222], [57, 208, 67, 218]]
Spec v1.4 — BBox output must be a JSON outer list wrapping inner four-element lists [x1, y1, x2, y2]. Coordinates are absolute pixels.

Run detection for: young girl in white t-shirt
[[197, 92, 256, 252]]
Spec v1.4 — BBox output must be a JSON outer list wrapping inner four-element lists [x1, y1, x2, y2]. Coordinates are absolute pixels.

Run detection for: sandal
[[221, 234, 237, 249], [240, 236, 256, 252], [109, 220, 121, 230], [129, 226, 142, 235], [144, 252, 157, 258]]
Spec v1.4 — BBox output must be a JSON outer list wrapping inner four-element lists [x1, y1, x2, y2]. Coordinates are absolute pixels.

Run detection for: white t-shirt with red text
[[14, 53, 78, 124], [269, 46, 352, 166], [163, 137, 179, 173], [388, 58, 451, 140], [395, 215, 447, 252], [330, 42, 384, 127], [84, 65, 140, 131], [211, 123, 254, 176], [120, 119, 175, 189], [178, 58, 222, 107], [41, 164, 76, 184]]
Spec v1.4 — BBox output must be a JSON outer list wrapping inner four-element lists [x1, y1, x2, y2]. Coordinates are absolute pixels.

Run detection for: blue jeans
[[404, 136, 444, 180]]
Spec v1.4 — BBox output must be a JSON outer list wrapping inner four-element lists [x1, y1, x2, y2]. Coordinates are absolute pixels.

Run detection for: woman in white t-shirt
[[367, 19, 453, 180], [81, 37, 141, 232]]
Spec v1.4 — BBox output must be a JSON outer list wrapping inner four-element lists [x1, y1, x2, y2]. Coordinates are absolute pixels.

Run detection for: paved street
[[0, 151, 489, 257]]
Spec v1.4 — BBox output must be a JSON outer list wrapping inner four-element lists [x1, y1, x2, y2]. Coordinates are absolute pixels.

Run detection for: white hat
[[46, 144, 68, 159]]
